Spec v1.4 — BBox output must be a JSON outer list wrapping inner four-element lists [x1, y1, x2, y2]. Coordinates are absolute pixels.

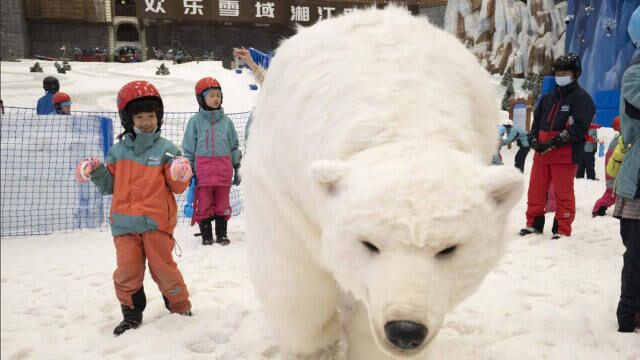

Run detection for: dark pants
[[617, 218, 640, 332], [514, 146, 530, 173], [576, 151, 596, 180]]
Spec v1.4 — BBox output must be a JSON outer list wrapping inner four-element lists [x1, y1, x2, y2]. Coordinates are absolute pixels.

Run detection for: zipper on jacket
[[546, 88, 564, 130], [211, 112, 215, 158], [205, 129, 209, 150]]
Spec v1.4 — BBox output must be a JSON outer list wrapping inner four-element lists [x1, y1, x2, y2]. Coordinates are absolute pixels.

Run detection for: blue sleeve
[[90, 149, 116, 195], [622, 64, 640, 120], [504, 128, 517, 145], [228, 118, 241, 167], [182, 117, 197, 171]]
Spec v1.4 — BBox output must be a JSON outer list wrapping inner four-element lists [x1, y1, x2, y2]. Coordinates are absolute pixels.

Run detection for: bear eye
[[361, 241, 380, 254], [436, 245, 457, 258]]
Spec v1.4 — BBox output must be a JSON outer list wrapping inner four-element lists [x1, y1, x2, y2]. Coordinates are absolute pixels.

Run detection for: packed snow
[[1, 60, 638, 359]]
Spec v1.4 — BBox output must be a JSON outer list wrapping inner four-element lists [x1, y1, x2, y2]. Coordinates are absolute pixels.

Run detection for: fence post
[[100, 117, 114, 157]]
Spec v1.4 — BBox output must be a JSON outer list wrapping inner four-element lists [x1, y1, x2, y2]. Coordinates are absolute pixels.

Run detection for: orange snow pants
[[113, 230, 191, 314]]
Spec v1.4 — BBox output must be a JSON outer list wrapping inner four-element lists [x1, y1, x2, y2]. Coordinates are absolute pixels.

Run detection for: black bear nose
[[384, 320, 428, 350]]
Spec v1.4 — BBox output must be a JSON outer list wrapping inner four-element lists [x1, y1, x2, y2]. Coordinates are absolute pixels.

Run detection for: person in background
[[501, 119, 531, 173], [576, 123, 601, 180], [520, 53, 595, 240], [182, 77, 241, 246], [233, 47, 266, 85], [51, 92, 72, 115], [234, 47, 267, 142], [592, 116, 620, 217], [612, 7, 640, 333], [37, 76, 59, 115], [492, 122, 506, 165]]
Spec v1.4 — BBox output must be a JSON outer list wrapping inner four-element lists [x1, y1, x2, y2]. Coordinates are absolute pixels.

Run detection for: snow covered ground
[[1, 60, 638, 359], [0, 59, 259, 113]]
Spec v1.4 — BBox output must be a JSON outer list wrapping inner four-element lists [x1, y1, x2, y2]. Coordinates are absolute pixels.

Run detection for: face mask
[[555, 76, 573, 87]]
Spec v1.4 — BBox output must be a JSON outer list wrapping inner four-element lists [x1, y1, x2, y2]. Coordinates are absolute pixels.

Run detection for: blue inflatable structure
[[565, 0, 640, 127]]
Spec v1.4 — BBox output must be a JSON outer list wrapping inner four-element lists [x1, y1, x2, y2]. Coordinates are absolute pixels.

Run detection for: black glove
[[232, 166, 241, 186], [536, 141, 552, 154], [539, 130, 571, 153], [529, 138, 543, 153]]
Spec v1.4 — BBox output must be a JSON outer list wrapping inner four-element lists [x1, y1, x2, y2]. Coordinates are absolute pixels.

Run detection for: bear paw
[[290, 338, 347, 360]]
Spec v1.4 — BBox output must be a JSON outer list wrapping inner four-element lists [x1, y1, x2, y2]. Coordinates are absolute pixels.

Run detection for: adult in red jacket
[[521, 53, 595, 239]]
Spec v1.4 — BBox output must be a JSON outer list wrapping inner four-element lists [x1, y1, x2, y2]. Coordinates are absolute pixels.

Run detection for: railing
[[0, 107, 251, 236]]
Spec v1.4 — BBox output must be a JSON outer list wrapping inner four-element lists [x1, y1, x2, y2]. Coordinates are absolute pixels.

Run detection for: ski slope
[[1, 60, 638, 359]]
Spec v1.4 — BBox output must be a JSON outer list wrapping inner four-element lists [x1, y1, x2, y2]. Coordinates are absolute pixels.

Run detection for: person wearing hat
[[576, 122, 601, 180], [500, 119, 531, 173], [520, 53, 596, 239], [182, 77, 241, 246], [75, 80, 194, 335], [51, 92, 72, 115], [36, 76, 59, 115]]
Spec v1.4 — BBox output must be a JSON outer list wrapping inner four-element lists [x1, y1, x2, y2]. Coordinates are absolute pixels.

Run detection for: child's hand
[[233, 47, 250, 61], [75, 157, 100, 183], [170, 156, 192, 182]]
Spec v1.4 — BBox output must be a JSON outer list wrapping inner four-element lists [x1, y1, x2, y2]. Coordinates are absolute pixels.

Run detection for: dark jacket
[[530, 81, 596, 164]]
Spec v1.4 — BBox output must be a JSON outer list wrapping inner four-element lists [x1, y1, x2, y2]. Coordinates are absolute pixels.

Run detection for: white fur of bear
[[243, 6, 522, 360]]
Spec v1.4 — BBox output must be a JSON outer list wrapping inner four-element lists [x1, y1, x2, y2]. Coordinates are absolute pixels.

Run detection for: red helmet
[[612, 116, 620, 132], [195, 77, 222, 110], [52, 92, 71, 105], [116, 80, 164, 133], [195, 77, 221, 95]]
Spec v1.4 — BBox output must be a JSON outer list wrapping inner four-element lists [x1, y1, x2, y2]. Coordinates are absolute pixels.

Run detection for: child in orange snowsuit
[[76, 80, 194, 336]]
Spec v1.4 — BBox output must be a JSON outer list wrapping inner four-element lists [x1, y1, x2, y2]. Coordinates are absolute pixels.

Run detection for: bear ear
[[480, 166, 523, 212], [308, 159, 350, 195]]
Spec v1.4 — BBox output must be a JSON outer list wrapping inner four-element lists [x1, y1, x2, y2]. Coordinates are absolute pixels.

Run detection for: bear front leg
[[246, 208, 346, 359]]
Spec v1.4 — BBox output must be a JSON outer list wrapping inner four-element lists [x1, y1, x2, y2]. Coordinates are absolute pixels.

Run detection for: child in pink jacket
[[592, 116, 620, 217]]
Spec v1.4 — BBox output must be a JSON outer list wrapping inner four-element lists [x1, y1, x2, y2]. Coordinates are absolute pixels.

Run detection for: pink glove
[[170, 156, 192, 182], [75, 157, 101, 183]]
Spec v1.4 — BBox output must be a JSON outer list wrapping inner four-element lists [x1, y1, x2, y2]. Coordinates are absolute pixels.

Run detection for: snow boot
[[592, 206, 607, 217], [215, 216, 230, 246], [113, 288, 146, 336], [618, 312, 640, 332], [550, 220, 569, 239], [551, 234, 568, 240], [520, 216, 544, 236], [113, 305, 143, 336], [199, 217, 215, 245]]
